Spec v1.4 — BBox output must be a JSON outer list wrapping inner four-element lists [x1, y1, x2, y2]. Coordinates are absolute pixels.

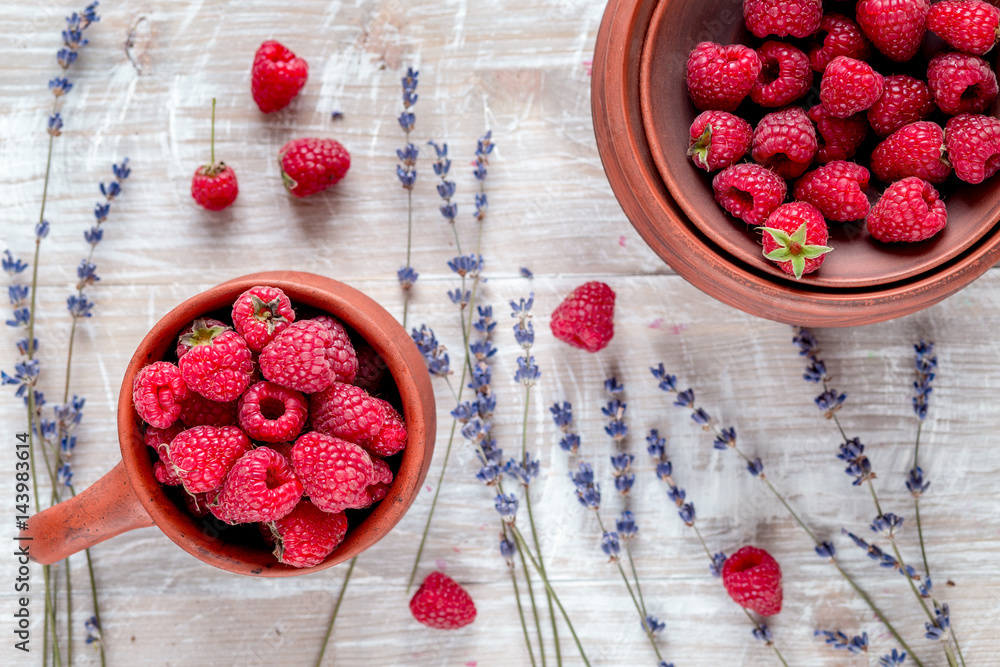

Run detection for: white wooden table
[[2, 1, 999, 665]]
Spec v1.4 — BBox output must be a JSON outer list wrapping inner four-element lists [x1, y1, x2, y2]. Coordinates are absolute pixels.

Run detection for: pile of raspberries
[[686, 0, 1000, 279], [131, 285, 403, 568]]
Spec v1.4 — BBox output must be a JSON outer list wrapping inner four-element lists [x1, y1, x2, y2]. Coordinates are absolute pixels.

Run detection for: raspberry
[[819, 56, 884, 119], [410, 572, 477, 630], [179, 393, 238, 428], [251, 40, 308, 113], [309, 382, 385, 445], [867, 75, 936, 138], [231, 285, 295, 352], [750, 42, 812, 108], [808, 14, 871, 73], [794, 161, 871, 222], [870, 121, 951, 184], [133, 361, 189, 429], [743, 0, 822, 39], [353, 339, 387, 394], [238, 381, 308, 443], [856, 0, 930, 62], [760, 202, 832, 279], [712, 163, 787, 226], [177, 326, 254, 402], [808, 105, 868, 163], [751, 107, 818, 179], [175, 318, 228, 358], [182, 491, 213, 518], [348, 457, 394, 509], [927, 51, 999, 116], [268, 500, 349, 568], [312, 315, 359, 384], [549, 281, 616, 353], [291, 431, 374, 513], [144, 423, 184, 486], [944, 114, 1000, 184], [367, 398, 407, 458], [721, 546, 784, 616], [166, 425, 252, 494], [687, 111, 753, 172], [867, 177, 948, 242], [259, 320, 337, 394], [927, 0, 1000, 56], [278, 138, 351, 198], [209, 447, 303, 524], [685, 42, 761, 112], [190, 100, 237, 211]]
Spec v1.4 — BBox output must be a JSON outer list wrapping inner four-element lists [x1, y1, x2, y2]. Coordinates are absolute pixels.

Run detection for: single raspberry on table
[[144, 423, 184, 486], [251, 40, 308, 113], [808, 14, 871, 73], [231, 285, 296, 352], [259, 319, 338, 394], [367, 398, 407, 458], [870, 121, 952, 184], [687, 111, 753, 172], [712, 163, 787, 226], [856, 0, 930, 62], [191, 99, 238, 211], [179, 392, 238, 428], [166, 425, 252, 494], [312, 315, 359, 384], [267, 500, 349, 568], [743, 0, 822, 39], [750, 42, 812, 108], [808, 105, 868, 164], [944, 114, 1000, 184], [353, 338, 387, 394], [867, 177, 948, 242], [927, 51, 999, 116], [926, 0, 1000, 56], [278, 138, 351, 198], [175, 318, 229, 358], [209, 447, 303, 524], [291, 431, 375, 513], [133, 361, 189, 429], [177, 325, 254, 403], [685, 42, 761, 112], [409, 571, 477, 630], [549, 281, 616, 353], [794, 161, 871, 222], [721, 546, 784, 616], [309, 382, 385, 446], [819, 56, 885, 119], [867, 75, 936, 138], [751, 107, 818, 179], [760, 202, 832, 280], [238, 381, 308, 443]]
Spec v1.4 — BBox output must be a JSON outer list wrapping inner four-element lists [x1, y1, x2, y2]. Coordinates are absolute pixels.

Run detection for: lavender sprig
[[651, 363, 925, 667], [428, 140, 461, 253], [909, 341, 936, 583], [396, 67, 419, 327]]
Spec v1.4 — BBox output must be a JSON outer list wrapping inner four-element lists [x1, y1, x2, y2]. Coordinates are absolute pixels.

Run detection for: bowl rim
[[592, 0, 1000, 327], [116, 271, 436, 576]]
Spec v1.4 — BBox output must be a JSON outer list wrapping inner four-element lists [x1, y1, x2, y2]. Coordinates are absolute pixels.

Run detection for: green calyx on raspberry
[[250, 294, 290, 334], [278, 155, 298, 192], [761, 223, 832, 280], [178, 318, 230, 349], [686, 123, 713, 169]]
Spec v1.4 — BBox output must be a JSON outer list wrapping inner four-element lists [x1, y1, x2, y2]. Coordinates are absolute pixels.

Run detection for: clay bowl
[[23, 271, 436, 576], [593, 0, 1000, 326]]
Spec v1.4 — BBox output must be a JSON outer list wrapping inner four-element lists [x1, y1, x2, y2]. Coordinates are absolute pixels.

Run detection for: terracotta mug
[[22, 271, 436, 576]]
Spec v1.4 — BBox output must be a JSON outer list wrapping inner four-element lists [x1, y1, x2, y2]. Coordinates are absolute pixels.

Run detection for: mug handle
[[21, 461, 155, 564]]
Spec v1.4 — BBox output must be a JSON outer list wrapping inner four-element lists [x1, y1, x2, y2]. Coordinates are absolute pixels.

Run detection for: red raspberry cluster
[[131, 284, 399, 568], [685, 0, 1000, 279]]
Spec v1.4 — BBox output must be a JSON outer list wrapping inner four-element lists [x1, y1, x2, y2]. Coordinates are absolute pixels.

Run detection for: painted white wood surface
[[1, 1, 999, 666]]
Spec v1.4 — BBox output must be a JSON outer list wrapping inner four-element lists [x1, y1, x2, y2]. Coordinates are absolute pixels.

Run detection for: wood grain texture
[[1, 1, 998, 666]]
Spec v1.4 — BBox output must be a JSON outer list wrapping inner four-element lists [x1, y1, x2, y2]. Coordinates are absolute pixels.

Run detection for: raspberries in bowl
[[639, 0, 1000, 288], [120, 272, 435, 576]]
